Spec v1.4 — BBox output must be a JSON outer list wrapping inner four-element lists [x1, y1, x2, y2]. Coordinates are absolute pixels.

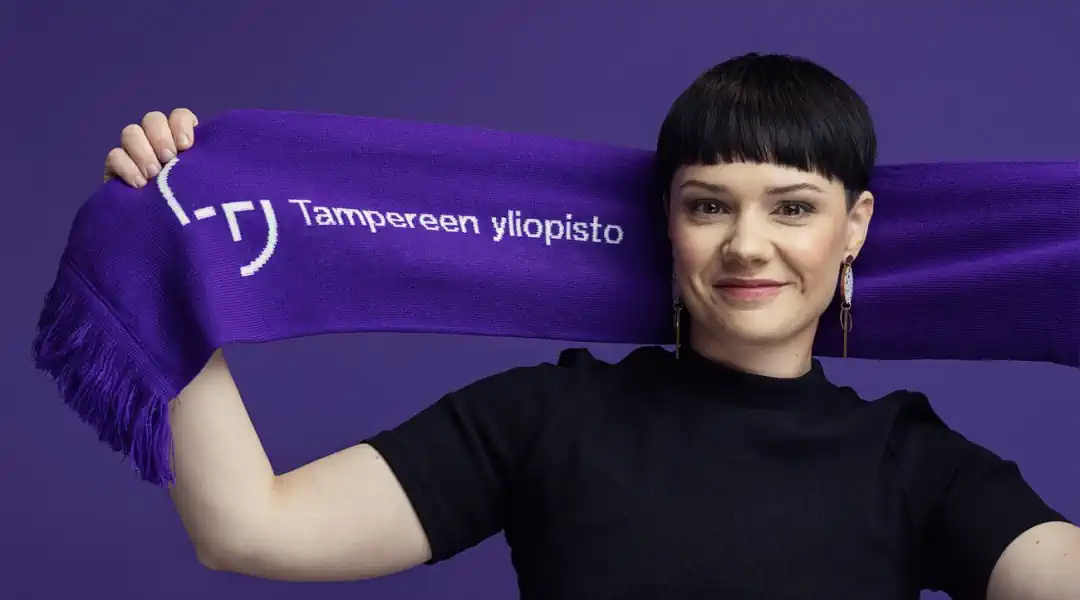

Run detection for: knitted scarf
[[31, 110, 1080, 485]]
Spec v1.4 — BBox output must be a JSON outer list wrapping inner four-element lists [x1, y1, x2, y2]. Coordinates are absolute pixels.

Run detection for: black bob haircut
[[655, 53, 877, 208]]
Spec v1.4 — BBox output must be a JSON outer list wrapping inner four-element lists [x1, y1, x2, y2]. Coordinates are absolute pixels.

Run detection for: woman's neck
[[689, 322, 817, 379]]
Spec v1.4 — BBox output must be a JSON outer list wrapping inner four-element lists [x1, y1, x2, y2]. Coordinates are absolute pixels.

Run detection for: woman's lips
[[713, 280, 788, 301]]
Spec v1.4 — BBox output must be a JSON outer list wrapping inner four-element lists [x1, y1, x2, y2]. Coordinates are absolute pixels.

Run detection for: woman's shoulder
[[867, 388, 951, 432], [480, 345, 672, 380], [461, 345, 672, 406], [870, 389, 1005, 482], [445, 346, 670, 406], [551, 345, 672, 372]]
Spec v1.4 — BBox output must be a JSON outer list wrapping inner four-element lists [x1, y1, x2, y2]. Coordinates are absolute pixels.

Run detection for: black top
[[366, 346, 1064, 599]]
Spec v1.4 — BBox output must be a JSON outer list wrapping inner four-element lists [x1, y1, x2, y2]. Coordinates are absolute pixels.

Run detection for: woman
[[103, 54, 1078, 599]]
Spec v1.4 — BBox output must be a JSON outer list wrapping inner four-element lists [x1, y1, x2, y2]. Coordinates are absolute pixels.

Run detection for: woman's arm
[[169, 350, 433, 580], [987, 521, 1080, 600], [893, 392, 1077, 600], [105, 109, 565, 580], [104, 117, 434, 580]]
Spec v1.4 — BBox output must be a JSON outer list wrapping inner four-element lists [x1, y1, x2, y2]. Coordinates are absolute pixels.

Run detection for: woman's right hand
[[104, 108, 199, 188]]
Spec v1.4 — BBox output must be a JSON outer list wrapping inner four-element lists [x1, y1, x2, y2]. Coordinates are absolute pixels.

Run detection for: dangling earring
[[672, 274, 683, 359], [839, 255, 854, 358]]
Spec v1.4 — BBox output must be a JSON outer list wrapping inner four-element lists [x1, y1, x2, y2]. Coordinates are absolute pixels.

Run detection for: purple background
[[2, 1, 1078, 599]]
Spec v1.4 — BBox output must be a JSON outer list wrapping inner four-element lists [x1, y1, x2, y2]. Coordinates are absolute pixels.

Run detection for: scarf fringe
[[31, 266, 174, 486]]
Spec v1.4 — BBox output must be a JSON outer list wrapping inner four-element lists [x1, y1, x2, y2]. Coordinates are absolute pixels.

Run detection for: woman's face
[[668, 161, 873, 349]]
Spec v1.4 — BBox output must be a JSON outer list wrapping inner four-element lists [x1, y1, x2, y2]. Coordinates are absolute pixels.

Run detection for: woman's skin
[[668, 162, 871, 378], [104, 108, 1080, 599]]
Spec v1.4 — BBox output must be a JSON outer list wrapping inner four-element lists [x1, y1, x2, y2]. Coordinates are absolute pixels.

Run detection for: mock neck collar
[[669, 345, 836, 409]]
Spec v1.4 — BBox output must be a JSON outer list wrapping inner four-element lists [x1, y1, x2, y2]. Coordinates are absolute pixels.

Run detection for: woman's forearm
[[167, 349, 278, 566]]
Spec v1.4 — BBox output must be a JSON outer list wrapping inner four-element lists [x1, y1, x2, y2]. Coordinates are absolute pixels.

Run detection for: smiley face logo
[[157, 157, 279, 277]]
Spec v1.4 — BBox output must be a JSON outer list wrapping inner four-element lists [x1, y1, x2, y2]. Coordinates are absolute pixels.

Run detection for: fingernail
[[177, 134, 190, 147], [134, 175, 147, 187], [160, 149, 175, 161], [146, 163, 160, 177]]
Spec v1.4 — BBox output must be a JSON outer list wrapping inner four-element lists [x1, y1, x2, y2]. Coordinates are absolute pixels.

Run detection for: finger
[[105, 147, 148, 188], [169, 108, 198, 150], [141, 111, 177, 163], [120, 123, 162, 179]]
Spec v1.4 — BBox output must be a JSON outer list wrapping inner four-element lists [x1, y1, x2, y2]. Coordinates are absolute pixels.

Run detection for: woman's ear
[[844, 191, 874, 260]]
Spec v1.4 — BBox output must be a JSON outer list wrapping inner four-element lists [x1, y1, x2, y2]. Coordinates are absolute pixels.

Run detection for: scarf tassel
[[31, 264, 175, 485]]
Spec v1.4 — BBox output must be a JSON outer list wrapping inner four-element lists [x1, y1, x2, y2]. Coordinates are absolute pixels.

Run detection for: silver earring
[[839, 255, 854, 358]]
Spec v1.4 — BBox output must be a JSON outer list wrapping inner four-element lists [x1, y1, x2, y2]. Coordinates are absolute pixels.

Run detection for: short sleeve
[[365, 361, 575, 564], [891, 394, 1068, 599]]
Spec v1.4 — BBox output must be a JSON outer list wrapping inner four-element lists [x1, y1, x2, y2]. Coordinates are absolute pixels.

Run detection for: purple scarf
[[31, 109, 1080, 485]]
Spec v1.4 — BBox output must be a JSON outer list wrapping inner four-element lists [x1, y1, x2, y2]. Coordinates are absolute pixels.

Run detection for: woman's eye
[[776, 201, 814, 218], [691, 200, 724, 214]]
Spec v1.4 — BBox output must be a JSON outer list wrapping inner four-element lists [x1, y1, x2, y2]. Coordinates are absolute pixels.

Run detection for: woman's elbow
[[191, 528, 268, 574]]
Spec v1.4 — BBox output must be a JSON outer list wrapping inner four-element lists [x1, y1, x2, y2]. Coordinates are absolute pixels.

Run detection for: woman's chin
[[710, 313, 810, 347]]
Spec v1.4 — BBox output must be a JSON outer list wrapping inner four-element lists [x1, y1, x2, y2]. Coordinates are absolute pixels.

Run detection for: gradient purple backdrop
[[2, 1, 1078, 599]]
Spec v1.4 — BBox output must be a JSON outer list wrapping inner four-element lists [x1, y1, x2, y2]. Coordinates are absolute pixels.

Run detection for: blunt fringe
[[655, 53, 877, 204]]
